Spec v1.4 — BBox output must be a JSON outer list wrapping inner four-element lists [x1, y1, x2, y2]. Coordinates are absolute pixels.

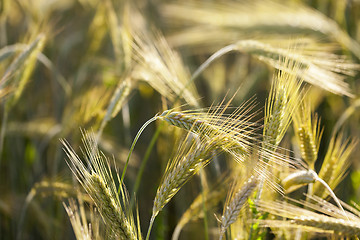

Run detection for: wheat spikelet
[[235, 39, 358, 97], [293, 100, 322, 170], [61, 131, 141, 240], [220, 176, 258, 239], [281, 170, 316, 193], [291, 216, 360, 236], [97, 77, 132, 139], [1, 33, 47, 110], [89, 173, 137, 239], [147, 129, 234, 239], [0, 34, 45, 88]]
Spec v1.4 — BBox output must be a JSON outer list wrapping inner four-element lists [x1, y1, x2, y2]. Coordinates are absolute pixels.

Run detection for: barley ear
[[293, 100, 322, 170], [263, 59, 303, 153], [61, 131, 141, 240], [219, 176, 258, 240]]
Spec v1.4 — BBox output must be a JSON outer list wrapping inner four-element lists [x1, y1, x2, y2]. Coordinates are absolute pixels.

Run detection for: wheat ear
[[147, 129, 230, 240], [158, 97, 260, 163], [219, 176, 258, 240], [293, 100, 322, 170], [258, 199, 360, 237], [61, 131, 141, 240], [263, 59, 303, 152]]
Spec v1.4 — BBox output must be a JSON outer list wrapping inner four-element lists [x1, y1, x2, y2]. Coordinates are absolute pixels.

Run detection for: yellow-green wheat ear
[[262, 59, 304, 154], [293, 100, 323, 170], [61, 131, 141, 240], [147, 129, 231, 240]]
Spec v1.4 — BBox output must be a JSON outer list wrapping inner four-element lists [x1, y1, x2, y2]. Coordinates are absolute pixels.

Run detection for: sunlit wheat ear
[[263, 60, 304, 153], [161, 1, 360, 59], [219, 176, 258, 240], [63, 198, 100, 240], [293, 100, 322, 170], [158, 98, 260, 163], [127, 10, 199, 107], [61, 131, 141, 240], [257, 198, 360, 237], [147, 131, 230, 239], [313, 134, 357, 199]]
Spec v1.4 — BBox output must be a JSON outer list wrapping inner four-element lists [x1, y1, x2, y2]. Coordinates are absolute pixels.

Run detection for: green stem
[[120, 116, 158, 187], [200, 170, 209, 240], [0, 105, 8, 167], [130, 122, 163, 208], [146, 215, 156, 240]]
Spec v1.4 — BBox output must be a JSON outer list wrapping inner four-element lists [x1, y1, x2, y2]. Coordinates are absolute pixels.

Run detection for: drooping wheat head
[[158, 97, 260, 163], [161, 0, 360, 60]]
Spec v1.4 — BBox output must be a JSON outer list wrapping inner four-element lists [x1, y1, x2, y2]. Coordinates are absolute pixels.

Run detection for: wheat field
[[1, 0, 360, 239]]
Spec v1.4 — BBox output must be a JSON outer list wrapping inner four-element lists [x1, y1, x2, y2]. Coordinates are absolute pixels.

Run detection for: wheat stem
[[145, 215, 156, 240], [191, 44, 237, 81], [120, 115, 158, 184], [131, 121, 163, 209]]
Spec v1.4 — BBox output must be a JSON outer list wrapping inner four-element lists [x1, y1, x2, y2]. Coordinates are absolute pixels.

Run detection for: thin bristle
[[63, 199, 96, 240]]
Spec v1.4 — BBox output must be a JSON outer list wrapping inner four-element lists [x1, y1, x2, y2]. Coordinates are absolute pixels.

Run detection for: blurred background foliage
[[0, 0, 359, 239]]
